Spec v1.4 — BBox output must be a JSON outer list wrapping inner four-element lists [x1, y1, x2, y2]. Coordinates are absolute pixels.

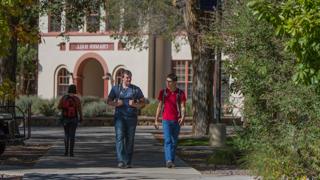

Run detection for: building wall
[[38, 35, 150, 99], [172, 37, 192, 60], [38, 7, 194, 100]]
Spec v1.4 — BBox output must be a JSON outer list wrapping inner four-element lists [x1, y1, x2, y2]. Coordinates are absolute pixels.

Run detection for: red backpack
[[62, 95, 78, 119]]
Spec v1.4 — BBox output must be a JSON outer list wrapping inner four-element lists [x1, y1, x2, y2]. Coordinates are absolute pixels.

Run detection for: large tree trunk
[[0, 38, 18, 84], [184, 0, 215, 136], [0, 16, 19, 102]]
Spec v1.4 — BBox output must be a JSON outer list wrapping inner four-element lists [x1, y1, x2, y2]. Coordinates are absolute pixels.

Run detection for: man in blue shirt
[[107, 69, 145, 168]]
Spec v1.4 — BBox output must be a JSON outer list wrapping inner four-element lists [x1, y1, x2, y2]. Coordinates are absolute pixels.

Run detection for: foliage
[[0, 79, 15, 102], [223, 0, 320, 178], [82, 101, 107, 117], [106, 0, 184, 50], [80, 96, 101, 105], [16, 95, 58, 115], [140, 99, 158, 116], [38, 98, 59, 116], [248, 0, 320, 87], [0, 0, 39, 56], [17, 44, 37, 95], [207, 147, 238, 165]]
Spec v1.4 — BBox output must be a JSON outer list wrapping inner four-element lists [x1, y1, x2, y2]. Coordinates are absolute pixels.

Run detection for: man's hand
[[129, 99, 135, 107], [178, 117, 184, 126], [116, 99, 123, 107], [154, 118, 160, 129]]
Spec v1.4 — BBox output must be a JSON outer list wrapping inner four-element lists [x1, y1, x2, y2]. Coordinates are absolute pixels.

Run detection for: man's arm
[[129, 97, 145, 109], [154, 101, 163, 129], [107, 97, 123, 107], [107, 87, 123, 107], [129, 86, 146, 108], [178, 101, 186, 126]]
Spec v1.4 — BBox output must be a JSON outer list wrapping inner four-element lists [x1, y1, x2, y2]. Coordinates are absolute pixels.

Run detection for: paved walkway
[[0, 126, 252, 180]]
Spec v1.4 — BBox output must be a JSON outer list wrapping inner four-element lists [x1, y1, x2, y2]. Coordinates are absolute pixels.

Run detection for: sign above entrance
[[69, 43, 114, 51]]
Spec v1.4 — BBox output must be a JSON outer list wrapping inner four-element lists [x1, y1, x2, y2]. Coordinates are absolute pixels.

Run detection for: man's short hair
[[166, 73, 178, 82], [122, 69, 132, 77]]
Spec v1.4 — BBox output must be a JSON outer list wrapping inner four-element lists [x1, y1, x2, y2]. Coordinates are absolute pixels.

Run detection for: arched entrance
[[73, 53, 109, 98]]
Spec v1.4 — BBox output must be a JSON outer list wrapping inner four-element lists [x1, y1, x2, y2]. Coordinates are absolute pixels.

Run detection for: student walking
[[155, 73, 186, 168], [107, 69, 145, 168], [58, 84, 83, 157]]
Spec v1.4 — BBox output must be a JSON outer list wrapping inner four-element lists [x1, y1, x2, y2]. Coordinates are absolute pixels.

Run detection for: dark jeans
[[114, 114, 137, 165], [162, 120, 180, 162], [63, 121, 77, 155]]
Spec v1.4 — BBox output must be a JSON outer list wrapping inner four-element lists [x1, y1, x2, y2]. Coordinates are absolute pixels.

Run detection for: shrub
[[80, 96, 101, 105], [16, 95, 45, 115], [140, 99, 158, 116], [38, 98, 59, 116], [82, 101, 107, 117], [207, 147, 237, 165], [224, 0, 320, 178]]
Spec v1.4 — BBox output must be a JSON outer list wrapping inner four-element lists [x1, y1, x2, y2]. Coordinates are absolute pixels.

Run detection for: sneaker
[[118, 162, 127, 169], [166, 161, 174, 168]]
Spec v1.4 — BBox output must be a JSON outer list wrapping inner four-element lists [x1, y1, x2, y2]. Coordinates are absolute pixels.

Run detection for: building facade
[[38, 8, 192, 100]]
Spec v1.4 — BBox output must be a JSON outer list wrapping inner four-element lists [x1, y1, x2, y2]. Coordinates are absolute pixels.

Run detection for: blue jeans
[[162, 120, 180, 162], [114, 114, 137, 165]]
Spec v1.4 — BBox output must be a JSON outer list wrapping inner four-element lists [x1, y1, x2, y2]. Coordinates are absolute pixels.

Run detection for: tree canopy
[[249, 0, 320, 86]]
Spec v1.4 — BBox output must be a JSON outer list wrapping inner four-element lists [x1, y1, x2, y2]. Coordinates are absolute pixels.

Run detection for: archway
[[73, 53, 109, 98]]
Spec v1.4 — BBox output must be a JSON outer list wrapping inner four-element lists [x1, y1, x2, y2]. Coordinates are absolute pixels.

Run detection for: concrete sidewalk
[[1, 126, 252, 179]]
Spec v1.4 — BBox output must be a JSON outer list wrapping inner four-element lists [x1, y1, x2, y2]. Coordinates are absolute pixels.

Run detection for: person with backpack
[[107, 69, 145, 168], [58, 84, 83, 157], [154, 73, 186, 168]]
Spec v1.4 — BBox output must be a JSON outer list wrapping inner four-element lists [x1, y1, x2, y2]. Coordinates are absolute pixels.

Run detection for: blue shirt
[[108, 84, 144, 117]]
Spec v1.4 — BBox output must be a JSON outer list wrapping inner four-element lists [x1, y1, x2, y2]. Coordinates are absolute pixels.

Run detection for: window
[[65, 0, 80, 32], [57, 68, 70, 96], [48, 3, 62, 32], [172, 60, 192, 99], [86, 2, 100, 32]]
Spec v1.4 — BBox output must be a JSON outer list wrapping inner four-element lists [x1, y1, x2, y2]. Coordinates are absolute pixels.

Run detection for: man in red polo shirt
[[154, 73, 186, 168]]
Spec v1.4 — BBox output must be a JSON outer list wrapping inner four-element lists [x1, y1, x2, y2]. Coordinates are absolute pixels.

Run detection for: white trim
[[53, 65, 70, 98]]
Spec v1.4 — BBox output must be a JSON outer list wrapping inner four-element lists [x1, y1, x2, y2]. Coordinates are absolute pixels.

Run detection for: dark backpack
[[62, 95, 78, 119], [161, 88, 182, 117]]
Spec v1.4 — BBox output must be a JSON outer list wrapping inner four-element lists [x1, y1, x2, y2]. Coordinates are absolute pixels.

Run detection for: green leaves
[[249, 0, 320, 87], [224, 0, 320, 178]]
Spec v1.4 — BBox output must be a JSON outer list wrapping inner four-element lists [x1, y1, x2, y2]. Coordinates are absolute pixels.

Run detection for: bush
[[224, 0, 320, 178], [17, 95, 112, 118], [207, 147, 238, 165], [38, 98, 59, 116], [140, 99, 158, 116], [82, 101, 107, 117], [80, 96, 101, 105], [16, 95, 45, 115]]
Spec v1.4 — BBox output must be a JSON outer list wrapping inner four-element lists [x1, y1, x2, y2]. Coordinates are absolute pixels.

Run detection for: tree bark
[[0, 16, 19, 102], [0, 37, 18, 84], [184, 0, 214, 136]]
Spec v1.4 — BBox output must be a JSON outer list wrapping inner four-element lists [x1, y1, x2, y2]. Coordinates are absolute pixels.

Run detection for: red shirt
[[157, 88, 186, 121]]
